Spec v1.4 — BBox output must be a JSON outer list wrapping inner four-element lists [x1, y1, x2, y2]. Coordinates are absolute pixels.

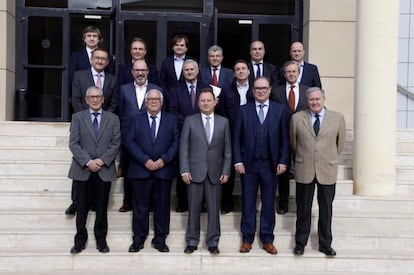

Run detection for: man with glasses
[[124, 89, 179, 253], [118, 59, 163, 213], [68, 86, 121, 254], [233, 77, 290, 254], [66, 48, 119, 216]]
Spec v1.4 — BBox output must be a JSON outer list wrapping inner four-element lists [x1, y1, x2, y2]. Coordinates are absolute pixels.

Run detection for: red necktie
[[212, 67, 218, 86], [288, 85, 295, 112]]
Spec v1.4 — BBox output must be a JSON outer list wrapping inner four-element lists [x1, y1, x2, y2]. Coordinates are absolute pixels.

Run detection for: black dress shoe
[[152, 243, 169, 253], [128, 243, 144, 253], [97, 245, 110, 253], [65, 204, 76, 215], [70, 245, 85, 254], [119, 204, 132, 212], [276, 206, 288, 215], [293, 245, 304, 255], [175, 206, 188, 213], [184, 245, 197, 254], [208, 246, 220, 255], [319, 246, 336, 257]]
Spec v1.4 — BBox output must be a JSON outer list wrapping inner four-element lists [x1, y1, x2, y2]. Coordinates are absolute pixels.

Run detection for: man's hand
[[219, 175, 229, 184], [276, 164, 287, 175], [145, 159, 158, 171], [182, 173, 192, 184], [235, 163, 245, 174]]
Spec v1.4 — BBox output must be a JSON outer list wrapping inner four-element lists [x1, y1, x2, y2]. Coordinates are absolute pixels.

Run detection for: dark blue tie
[[313, 114, 320, 135], [150, 115, 157, 141], [255, 63, 262, 78], [92, 112, 100, 138]]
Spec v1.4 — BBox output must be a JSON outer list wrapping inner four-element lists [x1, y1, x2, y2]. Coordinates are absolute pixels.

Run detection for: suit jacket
[[159, 55, 196, 96], [226, 81, 255, 125], [233, 101, 290, 172], [124, 111, 180, 180], [118, 62, 159, 86], [118, 82, 163, 133], [279, 62, 322, 88], [290, 108, 346, 185], [200, 66, 234, 89], [180, 113, 232, 184], [273, 84, 309, 114], [68, 109, 121, 182], [248, 61, 280, 88], [169, 81, 209, 129], [72, 69, 119, 114], [68, 48, 115, 84]]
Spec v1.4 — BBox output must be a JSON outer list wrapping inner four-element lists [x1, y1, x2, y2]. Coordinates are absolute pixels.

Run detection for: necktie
[[212, 67, 218, 86], [92, 112, 100, 138], [96, 73, 102, 89], [205, 116, 211, 144], [255, 63, 261, 78], [288, 85, 296, 112], [190, 85, 196, 109], [258, 104, 265, 124], [150, 115, 157, 141], [313, 114, 320, 135]]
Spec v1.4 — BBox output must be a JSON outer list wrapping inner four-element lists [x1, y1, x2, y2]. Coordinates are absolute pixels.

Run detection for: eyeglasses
[[132, 69, 148, 72], [92, 56, 108, 61], [87, 95, 103, 100], [146, 97, 161, 102], [254, 87, 270, 91]]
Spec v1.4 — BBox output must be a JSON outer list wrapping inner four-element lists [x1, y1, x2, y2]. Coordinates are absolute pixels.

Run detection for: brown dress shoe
[[239, 242, 252, 253], [263, 243, 278, 254]]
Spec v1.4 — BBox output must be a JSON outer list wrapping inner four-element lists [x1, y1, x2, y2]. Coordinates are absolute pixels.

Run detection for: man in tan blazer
[[290, 87, 346, 257]]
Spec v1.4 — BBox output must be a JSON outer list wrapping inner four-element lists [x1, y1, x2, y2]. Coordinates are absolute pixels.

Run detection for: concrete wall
[[0, 0, 15, 121], [303, 0, 356, 128]]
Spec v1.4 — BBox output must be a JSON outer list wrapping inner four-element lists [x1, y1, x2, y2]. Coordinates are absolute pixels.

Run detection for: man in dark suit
[[65, 48, 119, 216], [218, 59, 254, 214], [169, 59, 209, 212], [273, 61, 309, 214], [68, 86, 121, 254], [68, 26, 114, 85], [118, 59, 163, 213], [290, 87, 345, 257], [280, 41, 322, 88], [233, 77, 290, 255], [248, 41, 280, 90], [159, 34, 196, 106], [124, 89, 179, 253], [118, 37, 159, 86], [71, 48, 119, 114], [200, 45, 234, 90], [180, 87, 232, 255]]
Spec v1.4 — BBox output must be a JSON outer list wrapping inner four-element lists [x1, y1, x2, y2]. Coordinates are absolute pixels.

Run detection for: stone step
[[0, 247, 413, 273]]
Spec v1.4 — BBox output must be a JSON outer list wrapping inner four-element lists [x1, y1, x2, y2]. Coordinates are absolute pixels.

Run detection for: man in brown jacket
[[290, 87, 345, 257]]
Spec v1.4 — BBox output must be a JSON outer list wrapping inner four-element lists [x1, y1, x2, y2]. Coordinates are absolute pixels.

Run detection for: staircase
[[0, 121, 413, 274]]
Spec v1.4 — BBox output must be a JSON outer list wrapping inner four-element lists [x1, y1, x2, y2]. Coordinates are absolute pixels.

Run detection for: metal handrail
[[397, 85, 414, 100]]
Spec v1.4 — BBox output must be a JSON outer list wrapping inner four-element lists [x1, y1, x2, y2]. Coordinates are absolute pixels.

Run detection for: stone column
[[353, 0, 399, 195]]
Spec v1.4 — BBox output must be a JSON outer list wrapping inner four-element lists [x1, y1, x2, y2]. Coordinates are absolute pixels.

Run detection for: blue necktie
[[313, 114, 320, 135], [190, 85, 196, 109], [255, 63, 262, 78], [150, 115, 157, 141], [92, 112, 100, 138], [258, 104, 265, 124]]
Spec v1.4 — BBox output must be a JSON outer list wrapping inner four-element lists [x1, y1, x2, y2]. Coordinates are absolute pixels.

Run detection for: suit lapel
[[82, 111, 96, 140], [302, 110, 316, 137], [197, 114, 209, 145], [96, 111, 109, 141]]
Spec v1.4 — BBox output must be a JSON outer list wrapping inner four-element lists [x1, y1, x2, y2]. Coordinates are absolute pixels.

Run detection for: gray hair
[[183, 59, 199, 70], [306, 87, 325, 99], [208, 45, 223, 55], [86, 86, 103, 97], [145, 89, 164, 101]]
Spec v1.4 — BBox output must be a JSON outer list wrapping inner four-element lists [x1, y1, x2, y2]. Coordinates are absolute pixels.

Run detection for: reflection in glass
[[121, 0, 203, 13], [216, 0, 295, 15], [28, 17, 63, 66], [27, 69, 62, 118]]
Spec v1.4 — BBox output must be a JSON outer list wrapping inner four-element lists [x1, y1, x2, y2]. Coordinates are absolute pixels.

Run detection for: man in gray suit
[[290, 87, 345, 257], [180, 87, 232, 255], [72, 48, 119, 114], [68, 86, 121, 254]]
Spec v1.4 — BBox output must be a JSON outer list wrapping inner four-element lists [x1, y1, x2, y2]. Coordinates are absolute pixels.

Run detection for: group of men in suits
[[66, 28, 345, 257]]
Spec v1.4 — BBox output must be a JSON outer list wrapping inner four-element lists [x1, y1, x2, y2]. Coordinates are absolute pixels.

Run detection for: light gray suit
[[179, 113, 231, 248], [68, 110, 121, 181], [68, 109, 121, 250]]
